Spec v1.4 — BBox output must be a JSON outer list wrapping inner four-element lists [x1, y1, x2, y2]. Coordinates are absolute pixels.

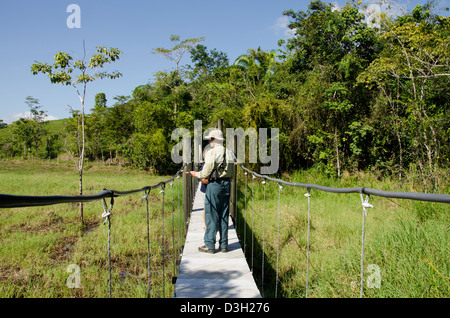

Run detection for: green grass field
[[0, 160, 448, 298], [0, 159, 184, 297], [234, 168, 449, 298]]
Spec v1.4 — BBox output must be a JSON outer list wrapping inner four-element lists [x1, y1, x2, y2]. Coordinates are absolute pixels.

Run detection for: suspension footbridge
[[174, 183, 261, 298], [0, 158, 449, 298]]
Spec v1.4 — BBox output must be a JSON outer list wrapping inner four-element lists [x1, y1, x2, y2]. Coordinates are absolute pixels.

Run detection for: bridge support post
[[183, 162, 192, 232], [230, 134, 237, 222]]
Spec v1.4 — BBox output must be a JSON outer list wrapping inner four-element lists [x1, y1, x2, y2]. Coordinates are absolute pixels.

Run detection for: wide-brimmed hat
[[204, 129, 224, 141]]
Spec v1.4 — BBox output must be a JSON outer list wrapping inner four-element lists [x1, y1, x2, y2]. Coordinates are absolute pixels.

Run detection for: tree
[[234, 48, 278, 80], [88, 93, 108, 161], [94, 92, 107, 108], [31, 43, 122, 224], [125, 100, 173, 173], [189, 44, 229, 78], [11, 118, 39, 159], [188, 45, 238, 122], [152, 35, 205, 119], [281, 0, 380, 175], [25, 96, 47, 157], [10, 96, 48, 159], [25, 96, 47, 123], [283, 0, 379, 75], [152, 34, 205, 75], [358, 4, 450, 190]]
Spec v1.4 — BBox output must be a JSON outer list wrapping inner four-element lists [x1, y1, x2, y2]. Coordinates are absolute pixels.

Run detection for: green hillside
[[0, 118, 68, 141], [0, 118, 70, 159]]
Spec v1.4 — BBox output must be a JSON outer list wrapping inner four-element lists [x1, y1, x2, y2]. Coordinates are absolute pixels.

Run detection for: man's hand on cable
[[186, 171, 197, 177]]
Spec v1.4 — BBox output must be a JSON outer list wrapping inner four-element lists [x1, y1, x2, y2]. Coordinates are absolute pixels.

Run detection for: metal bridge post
[[183, 162, 192, 232]]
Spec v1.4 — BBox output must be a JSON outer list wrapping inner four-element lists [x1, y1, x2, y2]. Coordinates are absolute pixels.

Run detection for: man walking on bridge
[[187, 129, 235, 254]]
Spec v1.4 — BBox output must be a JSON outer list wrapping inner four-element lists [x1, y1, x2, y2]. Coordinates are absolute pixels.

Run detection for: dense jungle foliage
[[1, 1, 449, 192]]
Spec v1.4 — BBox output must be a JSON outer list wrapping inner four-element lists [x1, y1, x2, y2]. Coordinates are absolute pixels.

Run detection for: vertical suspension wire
[[101, 196, 114, 298], [244, 172, 248, 256], [359, 193, 373, 298], [170, 182, 176, 297], [142, 190, 151, 298], [261, 179, 266, 297], [171, 182, 175, 272], [107, 214, 111, 298], [177, 175, 182, 258], [305, 188, 311, 298], [275, 183, 283, 298], [251, 174, 256, 273], [160, 184, 166, 298], [235, 165, 239, 234]]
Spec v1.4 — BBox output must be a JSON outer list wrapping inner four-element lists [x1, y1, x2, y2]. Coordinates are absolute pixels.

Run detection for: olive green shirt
[[196, 144, 235, 180]]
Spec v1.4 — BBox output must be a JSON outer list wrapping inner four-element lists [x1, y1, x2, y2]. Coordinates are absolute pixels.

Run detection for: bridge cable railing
[[229, 152, 449, 298], [0, 163, 189, 298], [1, 152, 449, 298]]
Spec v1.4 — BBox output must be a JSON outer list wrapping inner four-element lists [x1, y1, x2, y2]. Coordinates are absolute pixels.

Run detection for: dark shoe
[[198, 245, 215, 254], [221, 247, 228, 253]]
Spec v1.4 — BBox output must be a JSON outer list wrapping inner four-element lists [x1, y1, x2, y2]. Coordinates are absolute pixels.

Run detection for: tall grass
[[1, 160, 447, 298], [0, 159, 185, 298], [235, 168, 449, 298]]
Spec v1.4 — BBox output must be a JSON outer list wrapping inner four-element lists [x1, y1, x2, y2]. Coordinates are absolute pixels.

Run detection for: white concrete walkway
[[174, 183, 261, 298]]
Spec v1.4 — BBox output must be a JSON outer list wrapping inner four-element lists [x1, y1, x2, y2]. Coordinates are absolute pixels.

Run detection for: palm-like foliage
[[233, 47, 278, 82]]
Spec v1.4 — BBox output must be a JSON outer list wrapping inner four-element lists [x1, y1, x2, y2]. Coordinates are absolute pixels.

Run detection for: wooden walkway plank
[[174, 183, 261, 298]]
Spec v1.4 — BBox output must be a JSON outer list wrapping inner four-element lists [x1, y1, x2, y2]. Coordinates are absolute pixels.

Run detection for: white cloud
[[44, 114, 59, 122], [331, 1, 342, 12], [5, 112, 31, 123], [271, 16, 296, 38], [4, 112, 59, 124], [363, 3, 382, 28]]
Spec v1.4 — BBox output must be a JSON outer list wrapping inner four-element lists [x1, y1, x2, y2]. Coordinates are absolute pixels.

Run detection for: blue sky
[[0, 0, 447, 123]]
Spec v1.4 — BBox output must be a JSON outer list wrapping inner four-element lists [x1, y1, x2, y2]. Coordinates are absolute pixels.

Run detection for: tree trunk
[[396, 132, 403, 181], [79, 168, 84, 224], [78, 99, 86, 225], [335, 127, 341, 177]]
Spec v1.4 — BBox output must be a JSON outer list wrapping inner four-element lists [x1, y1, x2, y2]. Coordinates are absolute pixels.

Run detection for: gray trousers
[[203, 178, 230, 250]]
